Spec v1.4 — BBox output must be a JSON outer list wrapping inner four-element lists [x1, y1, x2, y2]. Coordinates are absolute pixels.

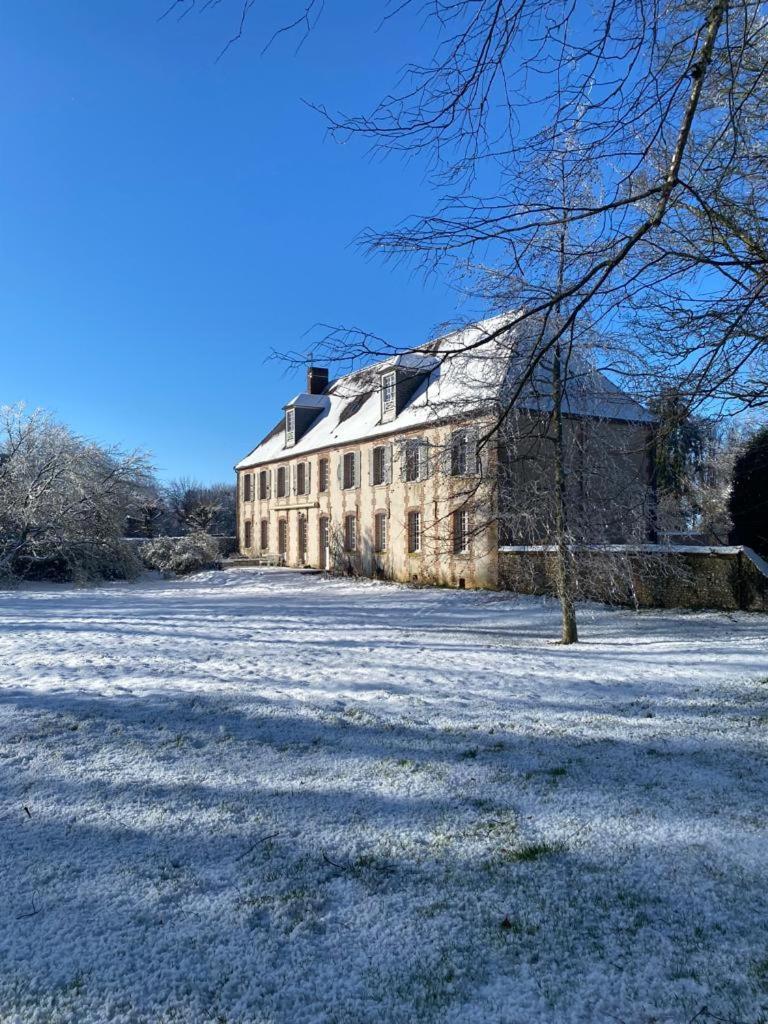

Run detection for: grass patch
[[501, 840, 563, 862]]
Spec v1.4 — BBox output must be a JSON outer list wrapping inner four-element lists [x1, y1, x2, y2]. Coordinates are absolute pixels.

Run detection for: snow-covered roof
[[283, 393, 330, 411], [236, 315, 654, 469]]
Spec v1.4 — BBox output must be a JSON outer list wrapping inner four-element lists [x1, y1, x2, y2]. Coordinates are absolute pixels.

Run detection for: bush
[[141, 533, 221, 576], [729, 425, 768, 558], [0, 404, 153, 584]]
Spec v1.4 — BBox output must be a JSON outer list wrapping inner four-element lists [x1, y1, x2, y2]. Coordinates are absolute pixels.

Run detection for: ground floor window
[[452, 508, 469, 553], [260, 518, 268, 550], [407, 511, 421, 553], [244, 520, 252, 548], [374, 512, 388, 552], [278, 519, 287, 556], [344, 514, 357, 552]]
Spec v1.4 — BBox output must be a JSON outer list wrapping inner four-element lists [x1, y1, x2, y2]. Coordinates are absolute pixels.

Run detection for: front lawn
[[1, 569, 767, 1023]]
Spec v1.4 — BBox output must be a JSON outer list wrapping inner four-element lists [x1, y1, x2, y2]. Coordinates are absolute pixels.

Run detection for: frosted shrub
[[0, 404, 153, 584], [142, 533, 221, 576]]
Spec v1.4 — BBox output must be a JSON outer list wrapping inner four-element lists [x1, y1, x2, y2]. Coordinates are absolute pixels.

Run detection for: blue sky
[[0, 2, 467, 483]]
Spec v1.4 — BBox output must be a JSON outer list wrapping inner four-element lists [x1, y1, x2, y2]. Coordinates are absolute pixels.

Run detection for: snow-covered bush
[[0, 404, 152, 584], [141, 533, 221, 576]]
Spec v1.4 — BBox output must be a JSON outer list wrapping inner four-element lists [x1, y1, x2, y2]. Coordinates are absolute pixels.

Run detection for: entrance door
[[318, 516, 329, 570]]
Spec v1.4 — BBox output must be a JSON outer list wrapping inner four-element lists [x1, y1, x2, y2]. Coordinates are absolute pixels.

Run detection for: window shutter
[[400, 442, 408, 482], [419, 441, 431, 481], [368, 448, 374, 486], [337, 457, 343, 487], [307, 461, 312, 494], [266, 470, 272, 499], [385, 444, 393, 483], [468, 427, 480, 475], [442, 434, 454, 476], [354, 451, 362, 488]]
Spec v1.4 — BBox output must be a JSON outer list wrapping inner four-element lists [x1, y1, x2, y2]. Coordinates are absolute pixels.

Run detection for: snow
[[1, 568, 767, 1024]]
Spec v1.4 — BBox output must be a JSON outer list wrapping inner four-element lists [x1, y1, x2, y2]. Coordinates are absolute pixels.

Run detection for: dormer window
[[283, 392, 327, 447], [382, 372, 396, 414], [379, 355, 437, 424]]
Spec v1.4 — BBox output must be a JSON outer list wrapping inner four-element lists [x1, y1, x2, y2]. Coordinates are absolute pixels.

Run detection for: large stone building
[[235, 317, 656, 589]]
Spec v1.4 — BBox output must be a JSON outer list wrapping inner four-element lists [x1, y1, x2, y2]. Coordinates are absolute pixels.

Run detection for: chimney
[[307, 366, 329, 395]]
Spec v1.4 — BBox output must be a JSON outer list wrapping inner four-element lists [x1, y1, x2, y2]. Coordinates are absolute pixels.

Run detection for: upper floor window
[[319, 458, 329, 492], [344, 513, 357, 552], [276, 466, 287, 498], [407, 510, 422, 553], [296, 462, 307, 496], [452, 508, 469, 553], [342, 451, 359, 489], [450, 432, 469, 476], [374, 512, 388, 552], [382, 372, 396, 414], [285, 408, 296, 446], [404, 439, 428, 482], [258, 470, 269, 500], [448, 429, 478, 476], [243, 473, 253, 502], [372, 445, 387, 486]]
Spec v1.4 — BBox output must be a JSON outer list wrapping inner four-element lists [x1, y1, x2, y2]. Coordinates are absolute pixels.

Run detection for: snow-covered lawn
[[1, 569, 767, 1024]]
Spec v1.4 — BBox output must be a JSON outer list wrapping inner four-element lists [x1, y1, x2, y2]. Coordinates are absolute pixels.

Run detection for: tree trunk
[[552, 339, 578, 644]]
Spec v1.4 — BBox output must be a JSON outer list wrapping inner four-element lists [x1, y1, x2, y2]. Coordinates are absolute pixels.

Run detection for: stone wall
[[498, 545, 768, 612]]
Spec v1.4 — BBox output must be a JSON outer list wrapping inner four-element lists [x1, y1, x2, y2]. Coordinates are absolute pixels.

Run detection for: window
[[344, 514, 357, 552], [372, 446, 386, 486], [296, 462, 307, 496], [278, 519, 288, 556], [405, 439, 426, 482], [342, 451, 358, 489], [452, 509, 469, 553], [244, 520, 252, 548], [450, 432, 468, 476], [243, 473, 253, 502], [374, 512, 388, 552], [298, 515, 307, 562], [407, 511, 421, 553], [258, 470, 269, 500], [382, 371, 396, 412], [260, 519, 269, 550], [285, 408, 295, 446], [319, 458, 329, 492], [276, 466, 287, 498]]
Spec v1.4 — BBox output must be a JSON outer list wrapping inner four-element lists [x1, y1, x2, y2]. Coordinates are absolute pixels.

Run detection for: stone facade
[[237, 419, 500, 589]]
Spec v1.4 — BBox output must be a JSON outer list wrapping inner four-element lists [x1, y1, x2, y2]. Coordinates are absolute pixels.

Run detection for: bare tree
[[192, 0, 766, 413], [184, 0, 767, 634], [164, 478, 236, 535]]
